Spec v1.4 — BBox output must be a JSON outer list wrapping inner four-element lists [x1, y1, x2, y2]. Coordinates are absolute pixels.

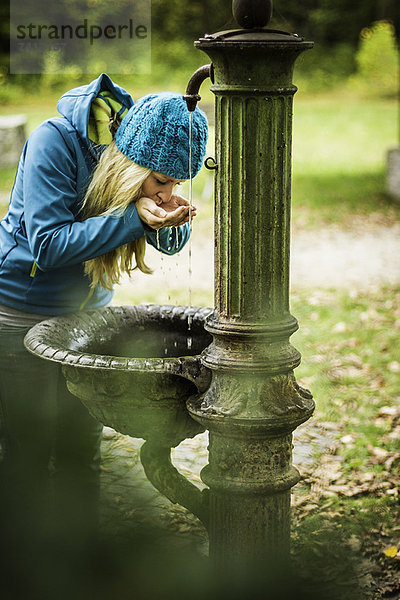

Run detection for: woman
[[0, 73, 208, 547]]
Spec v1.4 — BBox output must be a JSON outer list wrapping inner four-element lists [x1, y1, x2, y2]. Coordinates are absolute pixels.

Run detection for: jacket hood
[[56, 73, 134, 145]]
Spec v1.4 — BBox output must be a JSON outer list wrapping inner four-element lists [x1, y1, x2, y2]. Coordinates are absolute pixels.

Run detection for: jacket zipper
[[30, 262, 37, 278]]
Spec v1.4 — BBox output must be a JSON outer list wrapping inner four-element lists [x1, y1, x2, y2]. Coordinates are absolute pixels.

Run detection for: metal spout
[[183, 64, 213, 111]]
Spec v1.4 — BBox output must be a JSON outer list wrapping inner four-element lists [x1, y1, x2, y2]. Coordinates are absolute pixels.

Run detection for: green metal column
[[188, 25, 315, 565]]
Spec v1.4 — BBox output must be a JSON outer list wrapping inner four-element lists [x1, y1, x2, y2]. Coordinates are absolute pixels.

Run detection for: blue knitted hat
[[115, 92, 208, 180]]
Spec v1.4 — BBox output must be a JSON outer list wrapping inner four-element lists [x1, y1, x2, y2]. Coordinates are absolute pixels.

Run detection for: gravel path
[[291, 222, 400, 289], [115, 220, 400, 301], [2, 189, 398, 291]]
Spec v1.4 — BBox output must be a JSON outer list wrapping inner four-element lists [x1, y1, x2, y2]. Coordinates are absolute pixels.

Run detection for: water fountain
[[25, 0, 314, 567]]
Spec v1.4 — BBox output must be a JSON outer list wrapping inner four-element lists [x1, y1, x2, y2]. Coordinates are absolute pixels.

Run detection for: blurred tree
[[0, 0, 9, 70], [150, 0, 400, 45], [352, 20, 398, 96], [1, 0, 399, 92], [151, 0, 232, 41], [272, 0, 399, 44]]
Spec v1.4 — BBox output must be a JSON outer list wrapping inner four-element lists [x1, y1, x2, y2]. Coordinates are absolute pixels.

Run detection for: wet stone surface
[[100, 428, 210, 554], [99, 421, 333, 553]]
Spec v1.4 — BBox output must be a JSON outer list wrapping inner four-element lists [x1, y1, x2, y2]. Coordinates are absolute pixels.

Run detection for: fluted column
[[215, 92, 293, 322], [187, 32, 314, 566]]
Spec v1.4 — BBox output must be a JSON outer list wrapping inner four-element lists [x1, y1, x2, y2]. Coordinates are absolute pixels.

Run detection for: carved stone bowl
[[24, 305, 213, 448]]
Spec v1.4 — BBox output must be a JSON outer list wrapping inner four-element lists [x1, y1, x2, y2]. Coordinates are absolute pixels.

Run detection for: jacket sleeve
[[23, 121, 146, 271], [144, 223, 191, 255]]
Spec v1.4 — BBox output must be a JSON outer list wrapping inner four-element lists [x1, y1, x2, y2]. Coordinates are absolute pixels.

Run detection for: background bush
[[350, 20, 399, 97]]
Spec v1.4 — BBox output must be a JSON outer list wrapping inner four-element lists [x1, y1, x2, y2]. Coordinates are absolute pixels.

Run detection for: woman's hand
[[136, 195, 197, 230]]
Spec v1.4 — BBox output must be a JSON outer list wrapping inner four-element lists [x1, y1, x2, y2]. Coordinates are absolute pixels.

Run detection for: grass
[[292, 285, 400, 431], [0, 166, 19, 197], [292, 170, 398, 227], [291, 94, 399, 226], [288, 286, 400, 597], [293, 95, 396, 175], [293, 287, 399, 397]]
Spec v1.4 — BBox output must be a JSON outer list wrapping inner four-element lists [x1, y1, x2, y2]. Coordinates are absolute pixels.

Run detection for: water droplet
[[156, 229, 160, 250], [164, 348, 168, 356], [187, 337, 192, 350]]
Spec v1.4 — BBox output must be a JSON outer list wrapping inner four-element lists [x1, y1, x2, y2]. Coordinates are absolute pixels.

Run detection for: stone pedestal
[[0, 115, 27, 168], [387, 147, 400, 201]]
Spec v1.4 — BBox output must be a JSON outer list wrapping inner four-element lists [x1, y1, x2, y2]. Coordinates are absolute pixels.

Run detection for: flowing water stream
[[187, 111, 193, 339], [153, 111, 194, 354]]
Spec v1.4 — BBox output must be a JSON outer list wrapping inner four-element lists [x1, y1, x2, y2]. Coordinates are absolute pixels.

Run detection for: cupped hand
[[136, 195, 197, 230]]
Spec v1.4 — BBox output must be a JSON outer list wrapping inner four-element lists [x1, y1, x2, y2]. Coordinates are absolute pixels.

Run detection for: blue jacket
[[0, 74, 190, 315]]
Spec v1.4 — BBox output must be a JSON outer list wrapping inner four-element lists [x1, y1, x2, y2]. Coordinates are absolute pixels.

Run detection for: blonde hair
[[80, 141, 152, 290]]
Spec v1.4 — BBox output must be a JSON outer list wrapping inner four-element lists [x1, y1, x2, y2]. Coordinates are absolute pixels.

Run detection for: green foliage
[[2, 0, 400, 101], [150, 39, 207, 91], [294, 95, 396, 164], [350, 20, 399, 97], [0, 166, 17, 199], [272, 0, 379, 46], [295, 43, 356, 93], [150, 0, 232, 43]]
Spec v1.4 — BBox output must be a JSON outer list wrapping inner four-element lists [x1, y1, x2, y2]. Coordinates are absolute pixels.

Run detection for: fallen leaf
[[368, 445, 390, 461], [340, 434, 356, 444], [387, 428, 400, 440], [388, 361, 400, 372], [359, 472, 375, 483], [328, 484, 364, 497], [309, 354, 325, 363], [344, 353, 364, 368], [385, 453, 400, 470], [383, 546, 398, 558], [319, 421, 341, 431], [348, 535, 362, 552], [378, 406, 399, 417]]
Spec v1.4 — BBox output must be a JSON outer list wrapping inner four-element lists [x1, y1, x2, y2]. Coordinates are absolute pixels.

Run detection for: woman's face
[[141, 172, 184, 206]]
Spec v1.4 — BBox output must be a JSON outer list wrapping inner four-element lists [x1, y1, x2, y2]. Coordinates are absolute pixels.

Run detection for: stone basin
[[24, 304, 214, 524], [24, 304, 214, 448]]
